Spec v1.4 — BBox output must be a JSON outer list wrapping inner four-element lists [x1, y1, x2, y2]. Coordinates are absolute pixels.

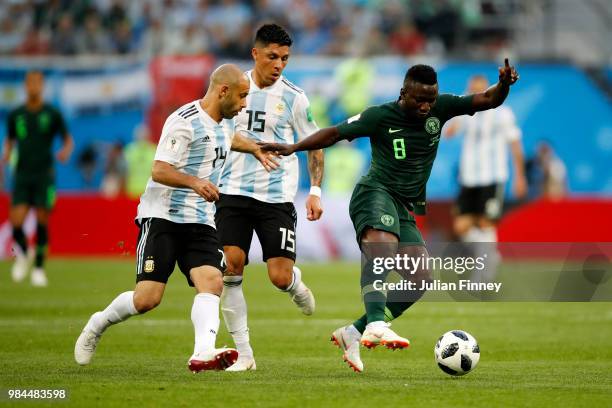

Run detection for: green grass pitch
[[1, 258, 611, 407]]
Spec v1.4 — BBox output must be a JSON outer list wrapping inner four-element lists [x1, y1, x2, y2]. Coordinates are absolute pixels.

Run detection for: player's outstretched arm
[[471, 58, 519, 112], [151, 160, 219, 202], [231, 133, 279, 172], [259, 127, 342, 156]]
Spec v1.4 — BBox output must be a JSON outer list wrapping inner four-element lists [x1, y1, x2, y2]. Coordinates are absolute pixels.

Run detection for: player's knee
[[191, 267, 223, 295], [224, 258, 245, 276], [360, 229, 398, 259], [133, 293, 161, 313], [269, 267, 293, 290], [206, 273, 223, 295]]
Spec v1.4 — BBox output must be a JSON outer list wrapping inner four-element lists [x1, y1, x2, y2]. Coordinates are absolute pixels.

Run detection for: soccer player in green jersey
[[3, 71, 74, 286], [261, 59, 519, 372]]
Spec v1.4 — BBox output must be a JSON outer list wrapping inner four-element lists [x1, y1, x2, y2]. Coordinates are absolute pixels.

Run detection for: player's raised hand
[[192, 179, 219, 202], [258, 142, 295, 156], [499, 58, 519, 86], [254, 148, 280, 172]]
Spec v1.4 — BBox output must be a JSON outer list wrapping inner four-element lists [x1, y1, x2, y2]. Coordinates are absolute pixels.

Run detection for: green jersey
[[336, 94, 475, 214], [6, 103, 68, 176]]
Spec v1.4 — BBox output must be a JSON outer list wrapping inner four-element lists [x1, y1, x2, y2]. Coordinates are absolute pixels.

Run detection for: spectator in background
[[213, 23, 253, 59], [526, 141, 567, 200], [294, 13, 329, 55], [411, 0, 460, 51], [77, 12, 112, 55], [140, 18, 165, 58], [110, 19, 134, 54], [163, 22, 208, 56], [50, 13, 78, 55], [101, 142, 127, 199], [0, 0, 510, 58], [205, 0, 251, 38], [0, 17, 24, 54], [389, 23, 426, 55], [103, 0, 128, 30], [324, 23, 353, 56], [124, 125, 156, 199], [252, 0, 287, 26], [378, 0, 405, 36], [17, 28, 49, 55]]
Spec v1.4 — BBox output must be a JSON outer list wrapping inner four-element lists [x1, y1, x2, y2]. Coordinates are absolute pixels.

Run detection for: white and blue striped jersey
[[458, 106, 521, 187], [137, 100, 235, 227], [220, 70, 319, 203]]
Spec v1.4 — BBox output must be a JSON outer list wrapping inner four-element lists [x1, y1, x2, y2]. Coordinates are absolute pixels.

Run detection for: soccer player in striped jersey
[[261, 60, 519, 372], [74, 64, 278, 372], [445, 75, 527, 262], [217, 24, 324, 371]]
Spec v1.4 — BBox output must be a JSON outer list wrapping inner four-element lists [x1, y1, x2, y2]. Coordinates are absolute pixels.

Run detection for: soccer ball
[[434, 330, 480, 376]]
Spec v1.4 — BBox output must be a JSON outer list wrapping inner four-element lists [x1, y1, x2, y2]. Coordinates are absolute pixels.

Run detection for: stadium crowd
[[1, 0, 514, 58]]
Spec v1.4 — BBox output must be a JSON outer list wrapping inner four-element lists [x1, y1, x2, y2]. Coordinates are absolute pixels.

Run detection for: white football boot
[[331, 325, 364, 373], [188, 348, 239, 372], [74, 312, 103, 365], [360, 322, 410, 350], [225, 355, 257, 372], [289, 267, 315, 315], [30, 267, 48, 287]]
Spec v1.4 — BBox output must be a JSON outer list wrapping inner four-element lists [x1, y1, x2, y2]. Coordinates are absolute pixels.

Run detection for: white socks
[[220, 266, 305, 358], [191, 293, 221, 355], [221, 276, 253, 358], [285, 266, 302, 295], [88, 291, 138, 335]]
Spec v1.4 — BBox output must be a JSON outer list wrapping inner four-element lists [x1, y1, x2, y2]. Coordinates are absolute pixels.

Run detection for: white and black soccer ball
[[434, 330, 480, 376]]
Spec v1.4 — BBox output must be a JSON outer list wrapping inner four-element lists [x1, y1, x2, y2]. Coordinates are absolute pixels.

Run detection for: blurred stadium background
[[0, 0, 611, 261]]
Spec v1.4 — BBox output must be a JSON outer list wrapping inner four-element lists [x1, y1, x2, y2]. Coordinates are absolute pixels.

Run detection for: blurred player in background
[[217, 24, 324, 371], [74, 64, 278, 372], [3, 70, 74, 287], [261, 60, 519, 372], [445, 75, 526, 281]]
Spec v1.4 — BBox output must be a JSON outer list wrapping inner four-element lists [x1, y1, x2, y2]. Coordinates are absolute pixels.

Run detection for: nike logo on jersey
[[388, 128, 403, 133]]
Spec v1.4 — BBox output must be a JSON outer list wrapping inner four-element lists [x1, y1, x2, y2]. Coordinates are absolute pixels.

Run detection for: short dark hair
[[404, 64, 437, 86], [254, 23, 292, 47]]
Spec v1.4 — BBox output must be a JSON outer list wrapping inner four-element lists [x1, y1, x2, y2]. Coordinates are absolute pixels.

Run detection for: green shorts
[[349, 183, 424, 245], [12, 173, 56, 209]]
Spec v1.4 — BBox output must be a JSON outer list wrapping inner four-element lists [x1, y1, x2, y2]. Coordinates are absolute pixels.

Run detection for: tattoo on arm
[[307, 149, 324, 187]]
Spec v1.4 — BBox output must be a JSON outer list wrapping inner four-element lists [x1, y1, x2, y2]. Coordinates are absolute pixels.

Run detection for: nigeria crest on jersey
[[425, 117, 441, 135], [380, 214, 395, 226]]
